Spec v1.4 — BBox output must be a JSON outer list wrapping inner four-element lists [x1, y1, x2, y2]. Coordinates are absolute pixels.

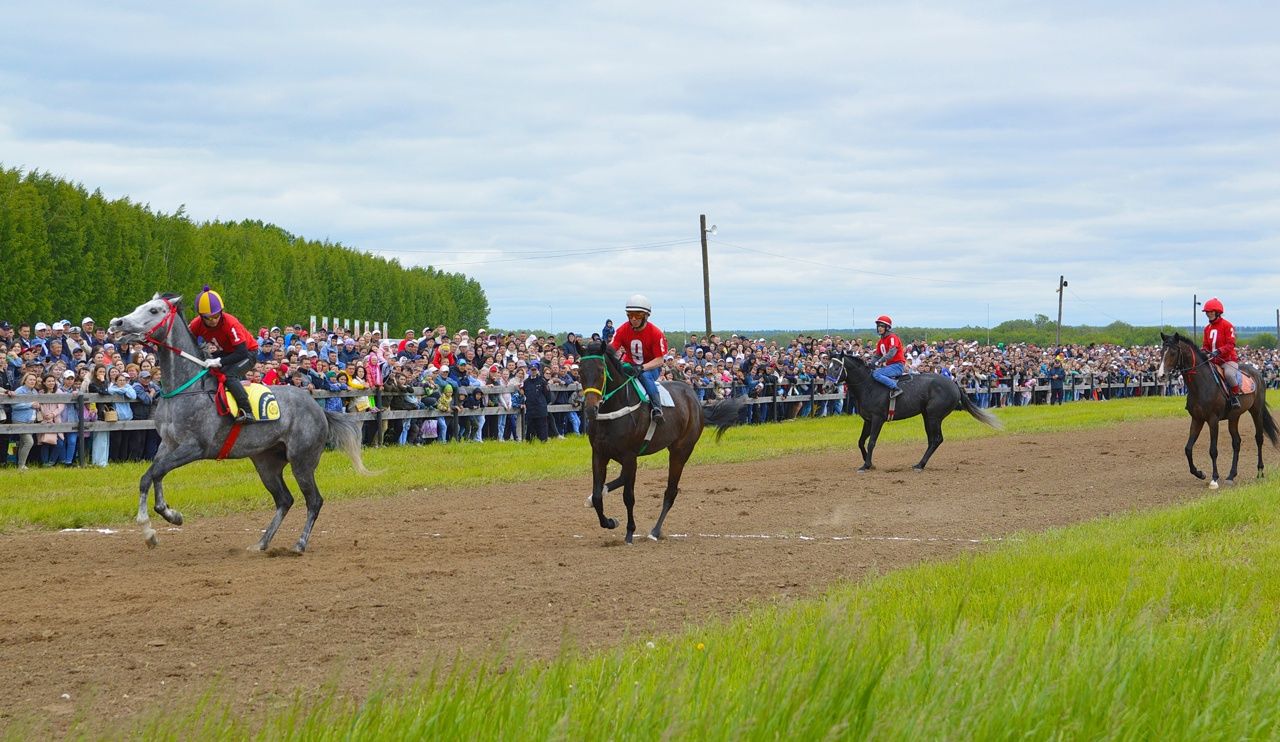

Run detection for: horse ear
[[152, 291, 162, 300], [1160, 331, 1169, 342]]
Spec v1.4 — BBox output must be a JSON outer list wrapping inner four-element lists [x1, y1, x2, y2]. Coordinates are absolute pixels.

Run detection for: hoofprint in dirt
[[0, 417, 1205, 734]]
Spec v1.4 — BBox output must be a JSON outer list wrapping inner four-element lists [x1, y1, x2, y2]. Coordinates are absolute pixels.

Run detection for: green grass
[[119, 449, 1280, 740], [0, 392, 1268, 531]]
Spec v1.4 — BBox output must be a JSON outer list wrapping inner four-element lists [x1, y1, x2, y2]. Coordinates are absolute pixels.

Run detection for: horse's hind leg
[[1207, 420, 1222, 488], [650, 444, 694, 541], [914, 415, 945, 471], [1253, 404, 1267, 479], [250, 447, 294, 551], [290, 449, 325, 553]]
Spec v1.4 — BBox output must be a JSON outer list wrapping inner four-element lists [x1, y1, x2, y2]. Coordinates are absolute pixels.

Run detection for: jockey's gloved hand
[[1210, 349, 1220, 358], [621, 362, 637, 376], [205, 357, 222, 368]]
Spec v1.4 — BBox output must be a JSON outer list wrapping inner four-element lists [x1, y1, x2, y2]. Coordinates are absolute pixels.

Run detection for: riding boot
[[889, 387, 903, 399], [650, 402, 663, 421], [227, 377, 254, 422]]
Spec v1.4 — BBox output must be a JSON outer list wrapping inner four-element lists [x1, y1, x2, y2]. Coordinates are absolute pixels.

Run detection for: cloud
[[2, 1, 1279, 332]]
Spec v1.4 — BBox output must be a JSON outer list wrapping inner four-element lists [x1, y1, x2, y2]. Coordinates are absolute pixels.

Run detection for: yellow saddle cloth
[[225, 383, 281, 421]]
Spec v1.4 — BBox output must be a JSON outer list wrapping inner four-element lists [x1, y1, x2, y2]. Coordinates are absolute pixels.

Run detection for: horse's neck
[[157, 319, 209, 389]]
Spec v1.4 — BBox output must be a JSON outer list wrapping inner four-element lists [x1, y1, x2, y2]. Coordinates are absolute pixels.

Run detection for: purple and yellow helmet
[[195, 285, 225, 317]]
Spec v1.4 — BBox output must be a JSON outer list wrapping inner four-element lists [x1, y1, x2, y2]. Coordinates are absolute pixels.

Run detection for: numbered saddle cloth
[[224, 383, 281, 421]]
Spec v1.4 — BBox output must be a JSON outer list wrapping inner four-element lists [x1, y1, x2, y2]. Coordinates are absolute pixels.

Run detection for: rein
[[580, 353, 646, 421], [143, 297, 211, 398]]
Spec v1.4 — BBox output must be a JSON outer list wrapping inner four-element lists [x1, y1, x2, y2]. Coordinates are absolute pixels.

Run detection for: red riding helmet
[[875, 315, 893, 328], [1202, 298, 1224, 315]]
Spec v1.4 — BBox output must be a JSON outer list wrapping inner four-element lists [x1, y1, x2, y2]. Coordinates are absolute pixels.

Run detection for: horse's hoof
[[1193, 470, 1206, 480], [1209, 480, 1219, 490], [911, 465, 925, 472], [1225, 479, 1237, 487], [625, 533, 635, 545], [648, 532, 660, 541], [161, 509, 183, 526], [605, 518, 618, 529], [857, 466, 871, 473], [143, 528, 158, 549]]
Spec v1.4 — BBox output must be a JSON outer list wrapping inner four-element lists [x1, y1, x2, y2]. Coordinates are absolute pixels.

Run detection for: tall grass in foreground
[[1, 392, 1233, 531], [124, 466, 1280, 739]]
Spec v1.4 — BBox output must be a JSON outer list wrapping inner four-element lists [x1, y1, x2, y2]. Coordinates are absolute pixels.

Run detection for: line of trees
[[0, 167, 489, 331]]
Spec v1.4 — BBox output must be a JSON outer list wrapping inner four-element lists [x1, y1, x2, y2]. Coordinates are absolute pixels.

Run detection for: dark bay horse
[[1159, 332, 1278, 487], [829, 353, 1002, 471], [111, 294, 370, 552], [579, 340, 746, 544]]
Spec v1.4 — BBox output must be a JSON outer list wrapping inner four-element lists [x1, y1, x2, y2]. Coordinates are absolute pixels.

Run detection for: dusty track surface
[[0, 416, 1241, 733]]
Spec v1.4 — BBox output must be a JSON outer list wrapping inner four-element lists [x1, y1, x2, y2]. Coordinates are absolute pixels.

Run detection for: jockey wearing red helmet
[[872, 315, 906, 398], [1201, 297, 1241, 409], [188, 285, 260, 422]]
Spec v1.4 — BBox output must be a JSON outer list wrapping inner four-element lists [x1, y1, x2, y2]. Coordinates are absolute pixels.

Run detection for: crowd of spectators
[[2, 314, 1278, 471]]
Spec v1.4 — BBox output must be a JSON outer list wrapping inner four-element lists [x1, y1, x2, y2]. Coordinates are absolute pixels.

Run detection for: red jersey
[[876, 332, 906, 366], [1203, 317, 1237, 364], [188, 312, 259, 354], [610, 320, 667, 366]]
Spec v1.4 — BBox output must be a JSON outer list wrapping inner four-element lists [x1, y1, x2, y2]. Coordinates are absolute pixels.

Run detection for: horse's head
[[827, 352, 869, 382], [110, 293, 183, 342], [1158, 331, 1198, 378], [578, 339, 615, 421]]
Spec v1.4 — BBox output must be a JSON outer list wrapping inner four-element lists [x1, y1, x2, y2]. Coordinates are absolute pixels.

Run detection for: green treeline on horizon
[[0, 167, 488, 332]]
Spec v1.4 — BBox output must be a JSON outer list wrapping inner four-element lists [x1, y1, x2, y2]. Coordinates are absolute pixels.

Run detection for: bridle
[[1161, 337, 1210, 382], [140, 297, 213, 398], [579, 350, 645, 421]]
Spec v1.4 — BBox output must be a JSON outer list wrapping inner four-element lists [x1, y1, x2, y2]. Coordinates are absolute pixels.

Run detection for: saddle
[[221, 381, 281, 422]]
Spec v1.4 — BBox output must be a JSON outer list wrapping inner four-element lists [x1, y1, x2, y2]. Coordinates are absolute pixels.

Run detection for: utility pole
[[700, 214, 713, 338], [1275, 308, 1278, 344], [1193, 294, 1201, 337], [1055, 275, 1068, 347]]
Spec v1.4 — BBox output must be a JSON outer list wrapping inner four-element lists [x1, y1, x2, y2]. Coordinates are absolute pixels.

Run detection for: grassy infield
[[6, 393, 1280, 739]]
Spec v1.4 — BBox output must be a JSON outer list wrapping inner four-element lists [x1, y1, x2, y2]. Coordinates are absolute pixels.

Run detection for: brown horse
[[1159, 332, 1278, 487], [579, 340, 745, 544]]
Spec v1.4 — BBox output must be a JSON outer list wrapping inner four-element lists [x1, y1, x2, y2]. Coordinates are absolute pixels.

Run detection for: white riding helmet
[[625, 294, 652, 315]]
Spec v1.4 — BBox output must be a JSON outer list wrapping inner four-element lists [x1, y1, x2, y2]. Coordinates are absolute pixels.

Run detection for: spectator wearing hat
[[132, 370, 161, 460], [430, 341, 457, 370], [521, 363, 552, 443]]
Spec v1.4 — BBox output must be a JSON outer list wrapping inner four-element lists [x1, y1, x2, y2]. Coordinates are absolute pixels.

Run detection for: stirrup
[[889, 388, 903, 399], [1227, 396, 1241, 409], [650, 403, 663, 420], [232, 409, 254, 423]]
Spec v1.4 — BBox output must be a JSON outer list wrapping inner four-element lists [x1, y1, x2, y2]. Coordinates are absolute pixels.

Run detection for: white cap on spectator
[[63, 369, 75, 378], [58, 319, 71, 328], [35, 322, 49, 331], [82, 316, 94, 324], [439, 364, 449, 373]]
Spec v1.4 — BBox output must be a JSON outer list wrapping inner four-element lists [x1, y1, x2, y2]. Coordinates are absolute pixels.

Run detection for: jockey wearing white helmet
[[609, 293, 669, 420]]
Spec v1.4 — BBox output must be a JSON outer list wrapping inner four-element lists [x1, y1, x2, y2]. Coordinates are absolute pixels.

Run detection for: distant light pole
[[1193, 294, 1201, 337], [1055, 275, 1068, 347], [549, 305, 554, 337], [700, 215, 716, 339], [986, 303, 991, 345]]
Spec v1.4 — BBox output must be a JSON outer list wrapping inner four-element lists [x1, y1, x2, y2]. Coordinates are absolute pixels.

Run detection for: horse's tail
[[703, 396, 748, 442], [956, 381, 1003, 430], [1258, 386, 1279, 447], [326, 411, 373, 475]]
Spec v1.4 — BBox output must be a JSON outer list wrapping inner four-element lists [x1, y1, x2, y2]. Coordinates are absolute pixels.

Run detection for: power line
[[357, 238, 698, 267]]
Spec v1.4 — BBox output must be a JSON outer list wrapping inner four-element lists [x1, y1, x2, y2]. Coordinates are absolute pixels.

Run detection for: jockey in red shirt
[[609, 293, 668, 421], [189, 285, 260, 423], [871, 315, 906, 398], [1201, 297, 1241, 409]]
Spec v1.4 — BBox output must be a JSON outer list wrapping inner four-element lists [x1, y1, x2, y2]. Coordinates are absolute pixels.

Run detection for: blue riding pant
[[871, 362, 905, 390], [638, 368, 662, 404]]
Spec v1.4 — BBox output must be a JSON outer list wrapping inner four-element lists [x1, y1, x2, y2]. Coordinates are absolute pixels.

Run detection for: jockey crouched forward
[[871, 314, 906, 399], [189, 285, 260, 423], [610, 293, 667, 421]]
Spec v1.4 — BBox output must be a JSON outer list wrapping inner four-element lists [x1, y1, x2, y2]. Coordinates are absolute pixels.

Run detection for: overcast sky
[[3, 2, 1279, 334]]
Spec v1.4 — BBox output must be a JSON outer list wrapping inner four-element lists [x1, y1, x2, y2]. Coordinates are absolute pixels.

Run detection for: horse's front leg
[[1207, 419, 1222, 488], [137, 441, 204, 548], [859, 417, 886, 472], [856, 418, 873, 472], [591, 450, 618, 530], [621, 458, 639, 545], [1225, 414, 1244, 485], [1184, 418, 1206, 480]]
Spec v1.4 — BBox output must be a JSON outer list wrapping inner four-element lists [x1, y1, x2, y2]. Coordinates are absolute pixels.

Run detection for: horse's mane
[[1169, 332, 1209, 363], [585, 339, 621, 366]]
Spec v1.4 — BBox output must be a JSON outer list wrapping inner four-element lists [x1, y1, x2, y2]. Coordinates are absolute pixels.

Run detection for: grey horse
[[110, 293, 369, 552]]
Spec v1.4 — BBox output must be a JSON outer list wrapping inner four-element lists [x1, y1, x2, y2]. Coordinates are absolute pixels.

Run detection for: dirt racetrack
[[0, 415, 1239, 733]]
